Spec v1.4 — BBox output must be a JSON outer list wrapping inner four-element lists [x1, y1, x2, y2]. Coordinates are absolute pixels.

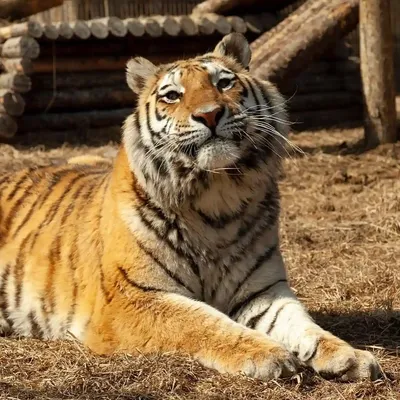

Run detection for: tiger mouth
[[180, 137, 237, 158]]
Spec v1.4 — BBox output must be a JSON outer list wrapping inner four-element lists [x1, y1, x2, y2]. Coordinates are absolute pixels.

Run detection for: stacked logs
[[0, 13, 278, 138], [0, 11, 365, 139]]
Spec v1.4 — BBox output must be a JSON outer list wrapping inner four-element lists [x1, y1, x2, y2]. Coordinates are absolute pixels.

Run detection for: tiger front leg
[[231, 254, 382, 381], [84, 285, 297, 380]]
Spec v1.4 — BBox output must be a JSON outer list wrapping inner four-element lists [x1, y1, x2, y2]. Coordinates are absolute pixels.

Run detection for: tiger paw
[[307, 334, 382, 381], [207, 331, 298, 380]]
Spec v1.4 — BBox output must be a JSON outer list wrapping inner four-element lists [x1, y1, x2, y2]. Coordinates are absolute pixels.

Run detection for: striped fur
[[0, 34, 380, 381]]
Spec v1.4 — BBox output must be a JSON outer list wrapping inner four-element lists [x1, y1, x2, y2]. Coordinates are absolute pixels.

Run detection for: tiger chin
[[0, 33, 381, 382]]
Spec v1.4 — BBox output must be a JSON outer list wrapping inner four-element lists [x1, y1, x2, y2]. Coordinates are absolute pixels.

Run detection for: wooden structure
[[360, 0, 397, 146], [0, 0, 397, 141], [0, 13, 280, 137]]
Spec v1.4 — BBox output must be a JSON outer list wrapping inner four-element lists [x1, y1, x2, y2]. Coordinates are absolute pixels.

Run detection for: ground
[[0, 127, 399, 400]]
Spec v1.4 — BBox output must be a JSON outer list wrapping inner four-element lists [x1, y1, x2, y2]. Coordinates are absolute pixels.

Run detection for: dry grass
[[0, 127, 399, 399]]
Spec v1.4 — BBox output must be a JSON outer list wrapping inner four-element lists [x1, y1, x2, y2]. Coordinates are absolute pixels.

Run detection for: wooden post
[[360, 0, 397, 146]]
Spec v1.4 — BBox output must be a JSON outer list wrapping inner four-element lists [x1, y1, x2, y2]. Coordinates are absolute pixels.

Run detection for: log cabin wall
[[31, 0, 203, 23], [3, 0, 398, 140]]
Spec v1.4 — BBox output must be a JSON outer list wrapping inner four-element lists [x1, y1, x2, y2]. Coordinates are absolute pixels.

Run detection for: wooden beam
[[0, 113, 17, 138], [1, 36, 40, 59], [23, 87, 134, 112], [0, 89, 25, 116], [0, 0, 64, 20], [0, 21, 43, 40], [360, 0, 397, 146], [0, 72, 31, 93], [18, 108, 132, 132], [1, 58, 34, 74], [250, 0, 359, 89]]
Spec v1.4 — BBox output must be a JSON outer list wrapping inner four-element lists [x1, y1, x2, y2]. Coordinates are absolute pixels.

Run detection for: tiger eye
[[217, 78, 233, 90], [164, 91, 180, 101]]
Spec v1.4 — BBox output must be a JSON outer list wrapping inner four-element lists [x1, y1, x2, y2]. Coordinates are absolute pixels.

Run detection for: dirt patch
[[0, 128, 399, 399]]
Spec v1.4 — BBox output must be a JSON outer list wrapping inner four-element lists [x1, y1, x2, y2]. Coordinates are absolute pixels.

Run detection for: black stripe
[[118, 266, 163, 293], [14, 233, 34, 308], [60, 179, 93, 226], [197, 203, 247, 229], [229, 278, 287, 318], [0, 175, 10, 187], [65, 232, 79, 330], [0, 264, 13, 330], [29, 312, 42, 338], [27, 173, 90, 251], [137, 240, 194, 294], [11, 169, 72, 239], [266, 301, 297, 335], [97, 175, 113, 304], [137, 207, 200, 278], [6, 168, 35, 202], [229, 244, 277, 302], [259, 85, 278, 131], [237, 76, 248, 98], [3, 181, 35, 232], [217, 184, 279, 250], [247, 305, 272, 329], [244, 77, 260, 107]]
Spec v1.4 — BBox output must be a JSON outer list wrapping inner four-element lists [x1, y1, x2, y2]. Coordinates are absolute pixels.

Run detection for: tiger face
[[124, 34, 288, 174]]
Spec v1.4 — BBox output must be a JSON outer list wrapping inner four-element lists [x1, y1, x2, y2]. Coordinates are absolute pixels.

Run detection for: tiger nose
[[192, 106, 224, 129]]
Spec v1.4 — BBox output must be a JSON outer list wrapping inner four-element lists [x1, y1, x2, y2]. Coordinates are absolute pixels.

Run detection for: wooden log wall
[[0, 11, 364, 139]]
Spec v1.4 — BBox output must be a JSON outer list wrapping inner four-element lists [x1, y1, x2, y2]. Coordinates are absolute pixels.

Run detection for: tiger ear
[[126, 57, 157, 94], [213, 33, 251, 68]]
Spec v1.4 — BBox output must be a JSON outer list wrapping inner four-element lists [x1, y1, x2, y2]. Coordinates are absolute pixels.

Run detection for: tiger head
[[123, 33, 288, 206]]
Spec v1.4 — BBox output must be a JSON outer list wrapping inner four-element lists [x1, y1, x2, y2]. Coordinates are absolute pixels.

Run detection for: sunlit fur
[[0, 34, 380, 381]]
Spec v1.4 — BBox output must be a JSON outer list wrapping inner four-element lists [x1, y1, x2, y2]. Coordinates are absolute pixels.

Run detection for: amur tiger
[[0, 33, 380, 381]]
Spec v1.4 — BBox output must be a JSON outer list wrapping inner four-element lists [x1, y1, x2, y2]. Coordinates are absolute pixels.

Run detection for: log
[[24, 87, 134, 112], [191, 15, 215, 35], [226, 16, 247, 34], [70, 20, 91, 40], [140, 17, 162, 38], [360, 0, 397, 146], [1, 36, 40, 59], [0, 113, 17, 138], [87, 19, 109, 39], [0, 72, 31, 92], [0, 58, 34, 74], [153, 16, 181, 36], [0, 89, 25, 116], [32, 72, 125, 90], [18, 108, 132, 132], [204, 14, 232, 35], [54, 22, 74, 39], [175, 16, 198, 36], [42, 23, 59, 40], [91, 17, 127, 38], [0, 21, 43, 40], [243, 14, 277, 34], [250, 0, 359, 88], [0, 0, 63, 20], [124, 18, 145, 37]]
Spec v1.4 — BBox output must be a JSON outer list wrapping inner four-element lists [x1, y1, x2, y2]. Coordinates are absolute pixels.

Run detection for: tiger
[[0, 33, 381, 381]]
